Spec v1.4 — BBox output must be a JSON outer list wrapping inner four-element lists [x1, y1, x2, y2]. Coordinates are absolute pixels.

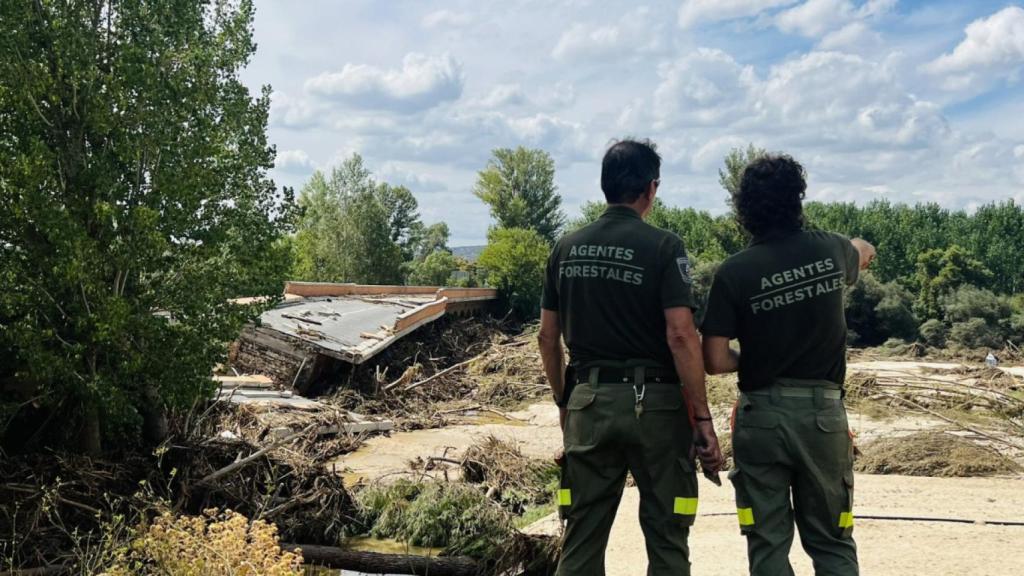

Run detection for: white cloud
[[857, 0, 897, 19], [652, 48, 756, 128], [678, 0, 798, 29], [304, 53, 464, 112], [275, 149, 315, 173], [776, 0, 852, 37], [776, 0, 895, 40], [421, 9, 472, 28], [819, 21, 879, 51], [552, 7, 660, 61], [926, 6, 1024, 90], [474, 84, 527, 108], [1015, 145, 1024, 160], [270, 92, 319, 130]]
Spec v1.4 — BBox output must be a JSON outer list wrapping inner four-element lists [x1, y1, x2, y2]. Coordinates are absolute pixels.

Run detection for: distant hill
[[451, 245, 485, 262]]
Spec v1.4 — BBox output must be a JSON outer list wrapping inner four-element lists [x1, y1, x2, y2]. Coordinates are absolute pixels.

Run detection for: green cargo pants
[[729, 379, 859, 576], [557, 376, 698, 576]]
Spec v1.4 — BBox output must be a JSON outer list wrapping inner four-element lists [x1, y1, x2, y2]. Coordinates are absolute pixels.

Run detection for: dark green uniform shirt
[[701, 229, 860, 391], [541, 205, 697, 369]]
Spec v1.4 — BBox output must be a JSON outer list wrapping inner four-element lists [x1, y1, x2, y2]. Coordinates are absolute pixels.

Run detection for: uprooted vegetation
[[331, 317, 549, 429], [0, 383, 560, 574], [352, 436, 561, 572], [855, 432, 1022, 477]]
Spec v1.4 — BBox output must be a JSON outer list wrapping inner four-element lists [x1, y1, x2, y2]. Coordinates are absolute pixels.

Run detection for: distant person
[[538, 138, 724, 576], [701, 154, 875, 576]]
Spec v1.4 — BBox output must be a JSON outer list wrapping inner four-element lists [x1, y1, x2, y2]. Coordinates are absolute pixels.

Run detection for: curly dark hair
[[733, 154, 806, 238]]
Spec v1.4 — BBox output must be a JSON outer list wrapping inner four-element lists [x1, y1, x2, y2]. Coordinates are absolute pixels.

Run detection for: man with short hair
[[538, 138, 723, 576], [702, 154, 875, 576]]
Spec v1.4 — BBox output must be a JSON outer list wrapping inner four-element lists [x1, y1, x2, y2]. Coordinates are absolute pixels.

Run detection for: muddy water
[[307, 537, 442, 575]]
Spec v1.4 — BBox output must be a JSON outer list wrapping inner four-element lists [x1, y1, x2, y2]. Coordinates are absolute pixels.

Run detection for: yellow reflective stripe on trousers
[[673, 497, 698, 516], [558, 489, 572, 506], [839, 511, 854, 528], [737, 507, 755, 526]]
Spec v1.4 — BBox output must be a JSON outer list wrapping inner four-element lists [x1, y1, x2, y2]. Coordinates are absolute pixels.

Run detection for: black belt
[[586, 366, 679, 384]]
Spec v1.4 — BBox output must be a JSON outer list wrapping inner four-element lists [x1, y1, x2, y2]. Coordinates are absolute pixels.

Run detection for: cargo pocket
[[838, 469, 855, 539], [563, 389, 597, 447], [733, 407, 780, 464], [672, 457, 699, 527], [817, 410, 854, 470], [728, 467, 756, 534]]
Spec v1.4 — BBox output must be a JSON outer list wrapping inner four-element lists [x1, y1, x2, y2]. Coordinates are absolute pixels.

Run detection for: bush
[[845, 272, 918, 345], [948, 318, 1003, 349], [408, 251, 459, 286], [918, 319, 948, 347], [356, 479, 515, 559], [106, 509, 303, 576], [941, 285, 1011, 324], [477, 228, 549, 320]]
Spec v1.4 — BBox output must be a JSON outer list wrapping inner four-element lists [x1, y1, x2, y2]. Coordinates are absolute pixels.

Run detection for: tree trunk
[[79, 402, 101, 455], [139, 384, 168, 444], [282, 544, 483, 576]]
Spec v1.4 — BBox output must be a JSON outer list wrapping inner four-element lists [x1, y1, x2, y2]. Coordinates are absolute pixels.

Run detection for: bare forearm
[[539, 340, 565, 400], [704, 336, 740, 375], [670, 336, 712, 420]]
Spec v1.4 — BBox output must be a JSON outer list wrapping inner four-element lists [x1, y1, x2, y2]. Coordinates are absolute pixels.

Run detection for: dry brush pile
[[332, 319, 550, 429]]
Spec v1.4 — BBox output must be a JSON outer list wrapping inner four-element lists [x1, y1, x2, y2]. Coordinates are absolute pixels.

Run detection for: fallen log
[[283, 543, 483, 576]]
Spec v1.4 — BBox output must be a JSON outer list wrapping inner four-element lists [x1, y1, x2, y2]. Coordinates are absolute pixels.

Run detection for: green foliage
[[0, 0, 293, 451], [407, 250, 458, 286], [948, 318, 1003, 350], [915, 246, 992, 319], [941, 285, 1011, 324], [918, 319, 948, 348], [355, 480, 515, 559], [477, 228, 549, 320], [413, 222, 451, 260], [845, 273, 917, 345], [570, 200, 743, 262], [719, 143, 768, 198], [291, 154, 416, 285], [474, 147, 565, 243]]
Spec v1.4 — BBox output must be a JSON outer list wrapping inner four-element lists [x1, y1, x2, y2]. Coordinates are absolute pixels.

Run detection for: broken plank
[[214, 374, 274, 388]]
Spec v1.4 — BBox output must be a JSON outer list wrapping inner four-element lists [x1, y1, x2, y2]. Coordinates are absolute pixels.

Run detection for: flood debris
[[855, 432, 1022, 477], [231, 283, 498, 394]]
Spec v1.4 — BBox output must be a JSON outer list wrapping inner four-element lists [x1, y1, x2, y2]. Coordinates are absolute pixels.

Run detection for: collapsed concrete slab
[[231, 283, 498, 394]]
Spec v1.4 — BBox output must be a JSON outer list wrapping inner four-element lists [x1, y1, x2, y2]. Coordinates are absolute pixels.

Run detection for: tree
[[408, 251, 459, 286], [378, 184, 423, 260], [477, 228, 549, 319], [844, 273, 918, 345], [291, 155, 404, 285], [914, 245, 992, 320], [719, 143, 767, 197], [413, 222, 451, 261], [0, 0, 293, 452], [474, 147, 565, 243]]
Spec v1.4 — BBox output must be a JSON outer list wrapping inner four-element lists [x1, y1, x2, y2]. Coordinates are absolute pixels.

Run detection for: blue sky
[[242, 0, 1024, 245]]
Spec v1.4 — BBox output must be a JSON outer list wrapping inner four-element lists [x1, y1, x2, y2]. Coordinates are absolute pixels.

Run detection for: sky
[[241, 0, 1024, 246]]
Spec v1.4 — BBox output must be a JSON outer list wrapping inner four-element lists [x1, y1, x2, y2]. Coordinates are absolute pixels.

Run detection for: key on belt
[[633, 384, 646, 419]]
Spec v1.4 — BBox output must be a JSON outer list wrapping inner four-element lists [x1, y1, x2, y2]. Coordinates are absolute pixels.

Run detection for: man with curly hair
[[701, 154, 875, 576]]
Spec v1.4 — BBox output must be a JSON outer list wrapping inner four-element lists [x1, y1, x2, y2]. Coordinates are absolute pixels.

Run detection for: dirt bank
[[336, 357, 1024, 574]]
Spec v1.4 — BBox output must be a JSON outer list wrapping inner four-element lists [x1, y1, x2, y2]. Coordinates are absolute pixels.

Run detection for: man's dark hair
[[601, 138, 661, 204], [733, 154, 807, 237]]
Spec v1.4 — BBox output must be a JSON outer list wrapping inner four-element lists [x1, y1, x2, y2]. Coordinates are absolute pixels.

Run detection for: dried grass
[[854, 432, 1021, 477]]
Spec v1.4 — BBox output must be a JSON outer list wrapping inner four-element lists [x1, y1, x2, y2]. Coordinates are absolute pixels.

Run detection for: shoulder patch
[[676, 256, 692, 284]]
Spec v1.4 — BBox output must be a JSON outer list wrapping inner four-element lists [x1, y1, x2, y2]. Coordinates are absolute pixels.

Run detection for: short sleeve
[[700, 270, 737, 338], [540, 244, 560, 311], [660, 236, 697, 310], [838, 234, 860, 286]]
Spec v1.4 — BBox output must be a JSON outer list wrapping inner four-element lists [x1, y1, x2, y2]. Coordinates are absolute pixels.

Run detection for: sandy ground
[[335, 360, 1024, 575]]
